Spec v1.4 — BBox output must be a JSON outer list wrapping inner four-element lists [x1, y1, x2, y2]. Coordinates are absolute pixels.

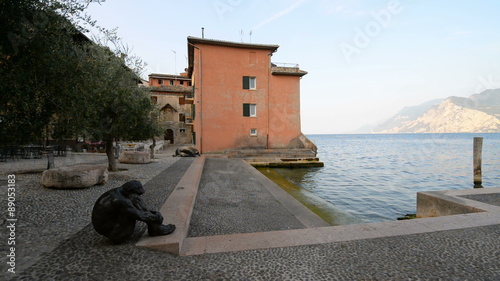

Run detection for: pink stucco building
[[187, 36, 317, 156]]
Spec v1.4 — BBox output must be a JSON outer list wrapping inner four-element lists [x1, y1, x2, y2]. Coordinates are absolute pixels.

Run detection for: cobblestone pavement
[[8, 223, 500, 280], [0, 149, 185, 279], [1, 154, 499, 280]]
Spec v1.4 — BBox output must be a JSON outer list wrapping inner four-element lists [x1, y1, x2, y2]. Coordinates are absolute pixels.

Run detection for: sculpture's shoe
[[149, 224, 176, 236]]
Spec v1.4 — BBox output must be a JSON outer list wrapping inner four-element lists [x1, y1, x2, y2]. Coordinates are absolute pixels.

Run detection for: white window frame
[[249, 77, 256, 90], [250, 129, 257, 136], [249, 104, 257, 117]]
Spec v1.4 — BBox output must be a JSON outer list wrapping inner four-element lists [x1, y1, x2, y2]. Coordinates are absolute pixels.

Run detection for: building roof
[[187, 36, 279, 51], [187, 36, 280, 77], [150, 85, 193, 94], [148, 73, 190, 80]]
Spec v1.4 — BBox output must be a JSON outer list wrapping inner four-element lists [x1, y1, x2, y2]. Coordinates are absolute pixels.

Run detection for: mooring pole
[[473, 137, 483, 188]]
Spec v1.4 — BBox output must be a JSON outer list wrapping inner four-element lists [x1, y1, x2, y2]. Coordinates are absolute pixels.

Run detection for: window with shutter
[[250, 104, 256, 116], [243, 76, 250, 89], [243, 104, 256, 117], [243, 76, 256, 90], [249, 77, 256, 89], [243, 103, 250, 117]]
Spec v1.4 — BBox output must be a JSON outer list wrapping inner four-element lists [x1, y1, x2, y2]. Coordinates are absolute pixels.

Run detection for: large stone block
[[42, 165, 108, 189], [119, 151, 151, 164]]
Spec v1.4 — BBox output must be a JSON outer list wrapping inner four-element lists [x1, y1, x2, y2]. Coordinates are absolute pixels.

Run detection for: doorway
[[164, 129, 174, 144]]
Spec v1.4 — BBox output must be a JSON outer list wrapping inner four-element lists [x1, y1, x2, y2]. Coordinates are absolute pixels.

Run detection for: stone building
[[148, 73, 194, 144]]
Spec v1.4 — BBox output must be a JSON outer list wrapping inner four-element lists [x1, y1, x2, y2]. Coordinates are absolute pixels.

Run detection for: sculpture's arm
[[121, 196, 161, 222]]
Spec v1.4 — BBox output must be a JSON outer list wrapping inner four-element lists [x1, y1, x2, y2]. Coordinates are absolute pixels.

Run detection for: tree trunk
[[150, 138, 156, 160], [106, 136, 117, 172], [47, 149, 55, 169]]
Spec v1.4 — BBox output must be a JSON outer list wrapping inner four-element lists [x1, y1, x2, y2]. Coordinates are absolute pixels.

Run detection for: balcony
[[271, 62, 308, 77], [272, 62, 300, 68]]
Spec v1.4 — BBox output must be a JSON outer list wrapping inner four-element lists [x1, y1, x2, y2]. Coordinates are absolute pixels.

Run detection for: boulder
[[42, 165, 108, 189], [119, 151, 151, 164]]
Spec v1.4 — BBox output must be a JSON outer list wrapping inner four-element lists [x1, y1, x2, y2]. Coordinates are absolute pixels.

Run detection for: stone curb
[[417, 187, 500, 217], [135, 156, 205, 254], [181, 211, 500, 256]]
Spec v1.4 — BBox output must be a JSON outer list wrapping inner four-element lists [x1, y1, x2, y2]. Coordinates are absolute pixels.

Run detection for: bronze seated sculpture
[[91, 180, 175, 244]]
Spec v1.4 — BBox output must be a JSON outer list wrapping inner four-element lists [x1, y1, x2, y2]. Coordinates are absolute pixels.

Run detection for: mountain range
[[359, 89, 500, 134]]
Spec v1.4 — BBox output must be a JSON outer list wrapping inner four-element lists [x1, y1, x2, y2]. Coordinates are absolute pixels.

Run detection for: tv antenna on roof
[[249, 30, 252, 43], [240, 30, 244, 42]]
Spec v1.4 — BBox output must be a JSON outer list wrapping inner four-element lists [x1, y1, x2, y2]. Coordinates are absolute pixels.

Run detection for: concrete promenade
[[1, 152, 499, 280]]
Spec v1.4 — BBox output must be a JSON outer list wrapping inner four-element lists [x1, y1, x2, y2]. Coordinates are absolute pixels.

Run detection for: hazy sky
[[85, 0, 500, 134]]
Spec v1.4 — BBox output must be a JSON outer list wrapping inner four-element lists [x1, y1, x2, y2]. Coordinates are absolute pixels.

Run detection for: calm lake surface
[[273, 133, 500, 224]]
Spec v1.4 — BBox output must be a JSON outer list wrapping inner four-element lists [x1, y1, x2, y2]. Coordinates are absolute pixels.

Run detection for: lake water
[[272, 133, 500, 224]]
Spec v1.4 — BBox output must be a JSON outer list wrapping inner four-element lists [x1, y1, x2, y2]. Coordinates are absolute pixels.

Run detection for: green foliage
[[69, 44, 161, 142], [0, 0, 160, 148], [1, 0, 80, 144]]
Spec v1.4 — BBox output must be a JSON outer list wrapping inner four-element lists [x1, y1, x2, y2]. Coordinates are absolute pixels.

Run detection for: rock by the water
[[41, 165, 108, 189]]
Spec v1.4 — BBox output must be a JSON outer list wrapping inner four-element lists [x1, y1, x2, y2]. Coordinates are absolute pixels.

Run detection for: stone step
[[224, 149, 316, 159]]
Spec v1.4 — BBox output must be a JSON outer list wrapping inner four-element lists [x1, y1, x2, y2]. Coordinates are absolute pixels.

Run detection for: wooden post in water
[[473, 137, 483, 188]]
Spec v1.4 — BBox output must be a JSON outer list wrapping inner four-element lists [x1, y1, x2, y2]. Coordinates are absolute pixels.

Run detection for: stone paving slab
[[187, 158, 326, 238], [136, 157, 205, 254]]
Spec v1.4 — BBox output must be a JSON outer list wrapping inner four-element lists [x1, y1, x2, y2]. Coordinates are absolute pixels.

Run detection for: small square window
[[158, 79, 163, 85], [170, 80, 174, 86], [250, 129, 257, 136], [180, 128, 186, 133], [180, 80, 184, 85]]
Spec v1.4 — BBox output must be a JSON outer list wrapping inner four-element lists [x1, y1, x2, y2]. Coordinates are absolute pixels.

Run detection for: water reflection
[[259, 167, 363, 225]]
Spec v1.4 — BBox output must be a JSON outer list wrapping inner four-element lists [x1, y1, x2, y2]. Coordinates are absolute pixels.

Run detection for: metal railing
[[272, 62, 299, 68]]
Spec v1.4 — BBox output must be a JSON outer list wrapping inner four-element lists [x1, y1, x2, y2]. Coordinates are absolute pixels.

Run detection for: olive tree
[[1, 0, 160, 171]]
